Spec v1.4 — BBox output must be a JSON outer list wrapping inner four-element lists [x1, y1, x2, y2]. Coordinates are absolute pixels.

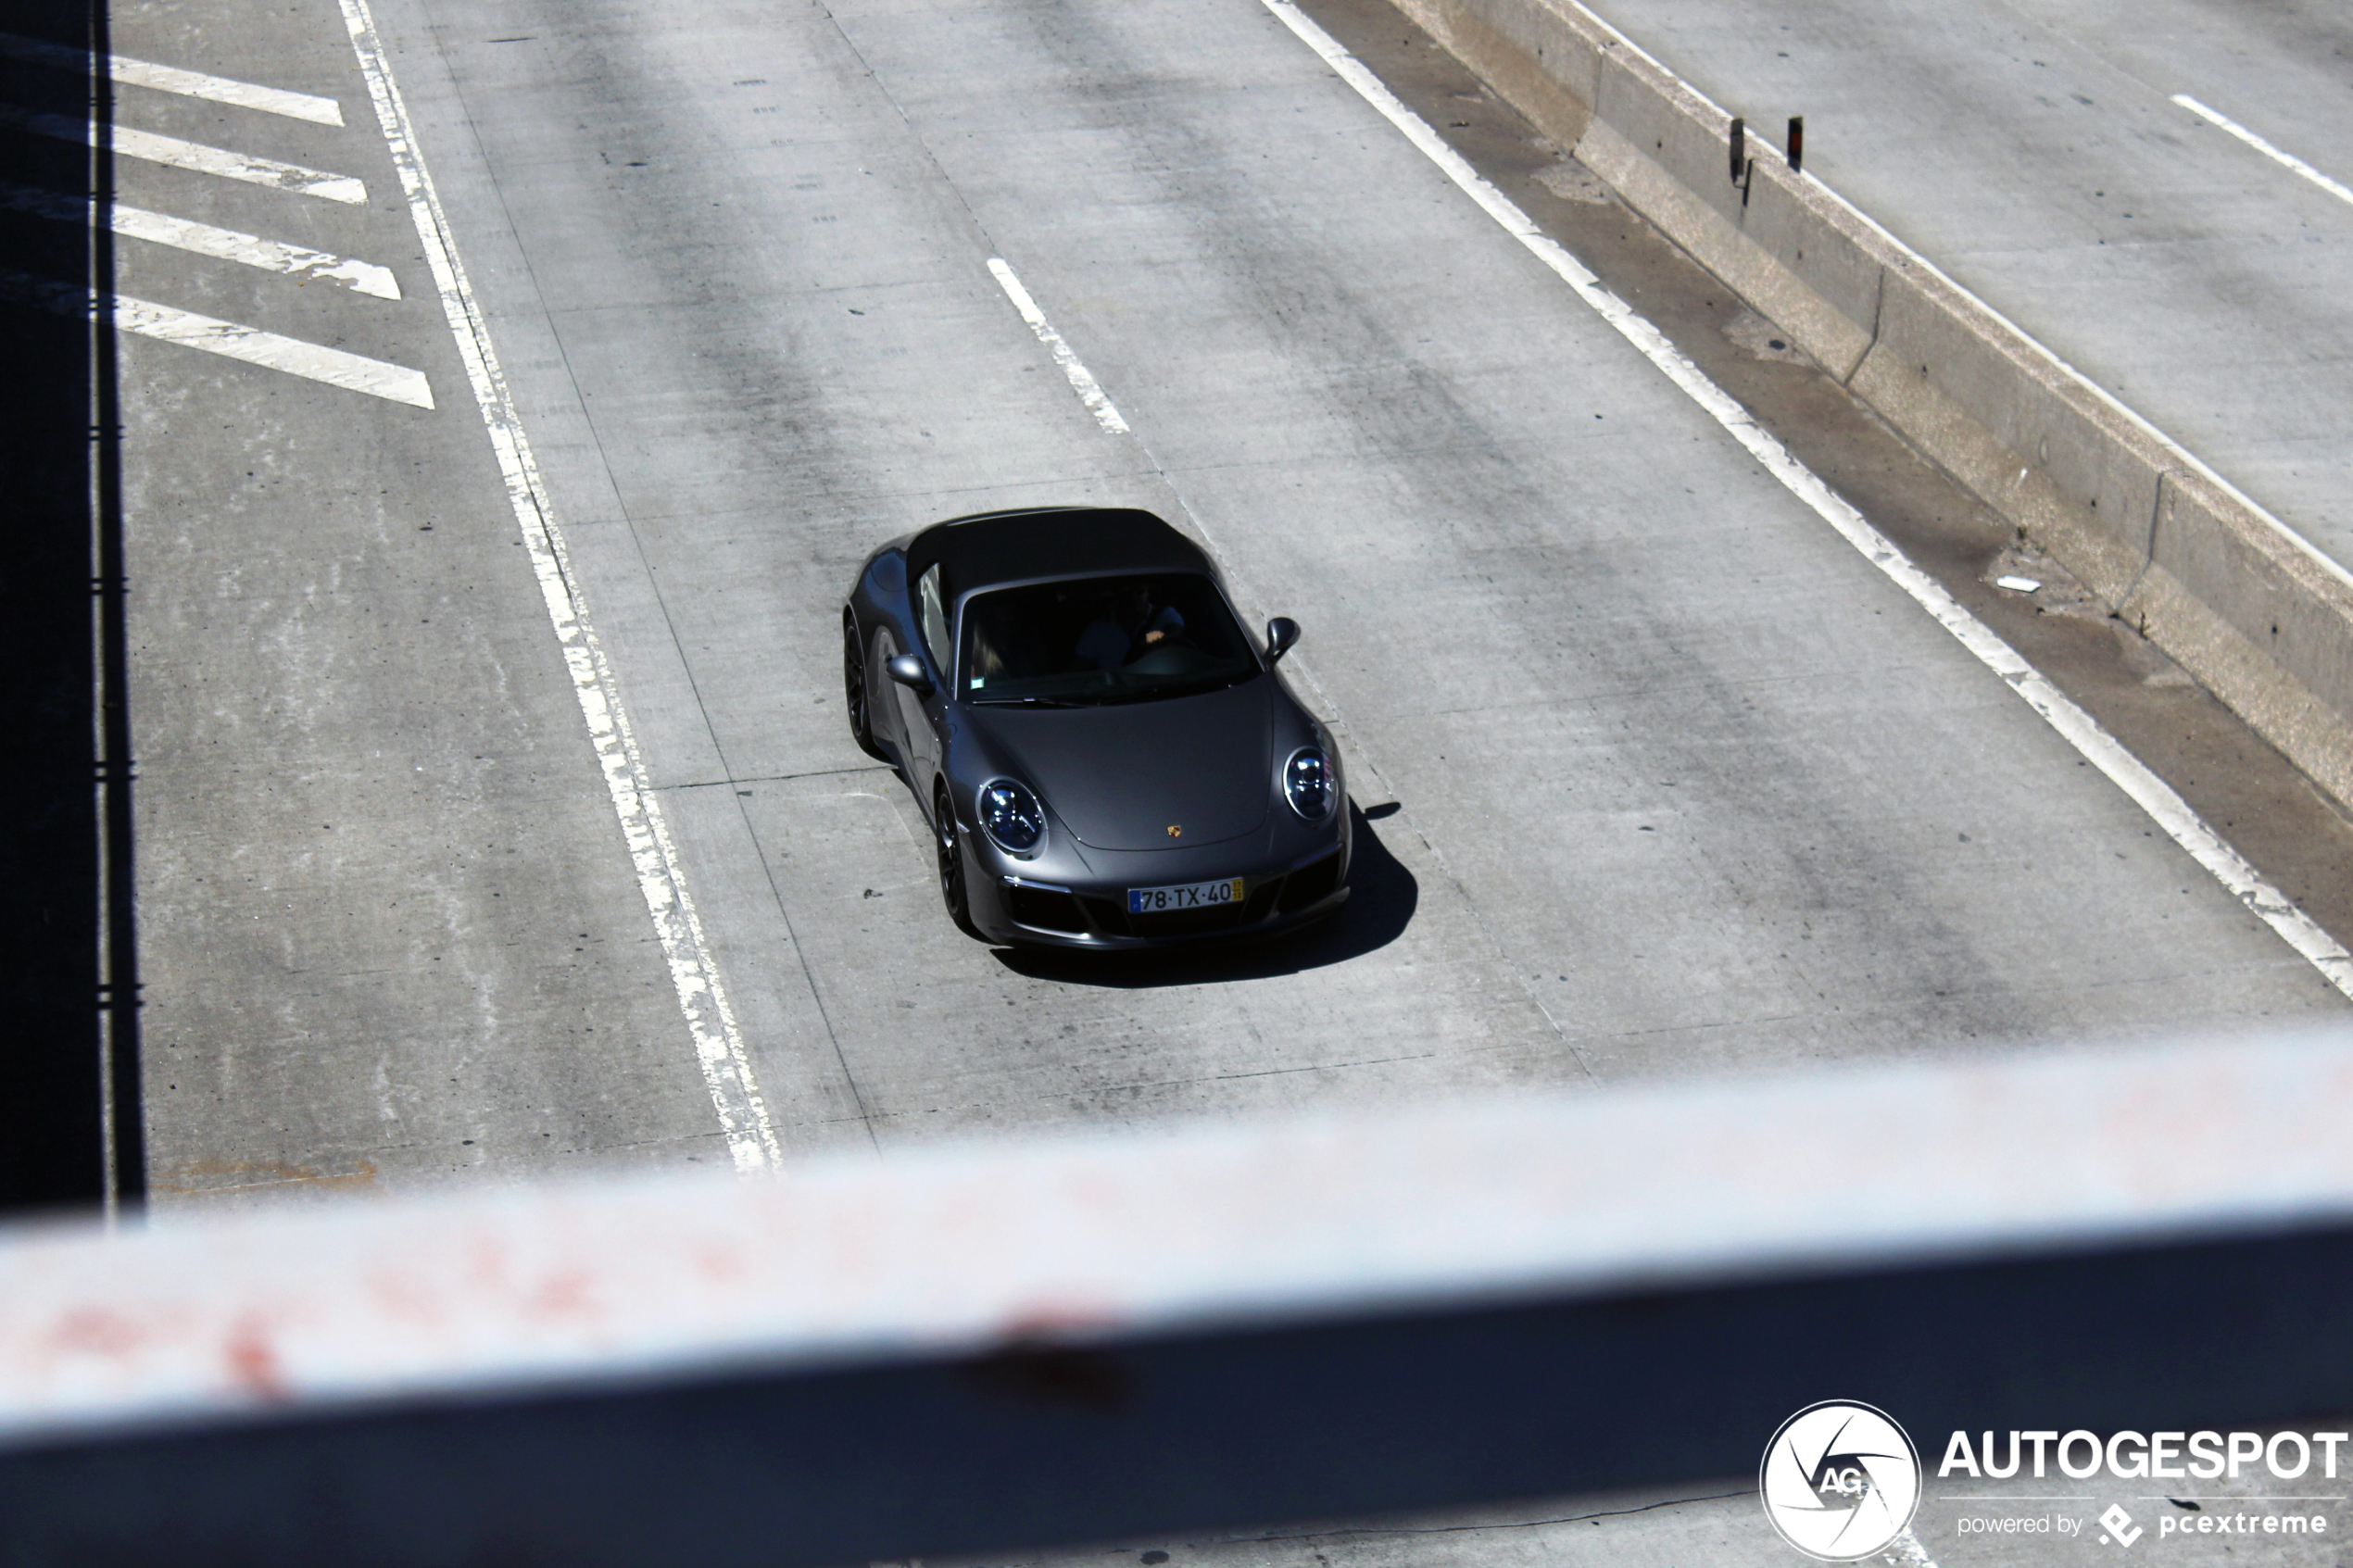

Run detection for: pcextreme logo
[[1760, 1400, 1924, 1561]]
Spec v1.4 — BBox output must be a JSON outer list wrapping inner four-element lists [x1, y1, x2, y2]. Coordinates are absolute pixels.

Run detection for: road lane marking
[[0, 31, 344, 124], [1262, 0, 2353, 1000], [0, 180, 398, 297], [110, 294, 429, 404], [1, 106, 367, 202], [2173, 94, 2353, 211], [0, 270, 432, 405], [987, 257, 1130, 434], [336, 0, 785, 1171]]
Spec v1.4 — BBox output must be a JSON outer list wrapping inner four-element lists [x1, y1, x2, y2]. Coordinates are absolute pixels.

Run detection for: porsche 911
[[842, 507, 1350, 947]]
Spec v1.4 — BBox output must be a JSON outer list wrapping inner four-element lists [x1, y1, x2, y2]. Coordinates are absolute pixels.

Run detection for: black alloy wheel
[[934, 781, 980, 938], [843, 614, 882, 759]]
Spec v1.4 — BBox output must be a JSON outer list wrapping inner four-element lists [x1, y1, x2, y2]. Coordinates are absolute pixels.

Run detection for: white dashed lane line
[[0, 270, 433, 407], [0, 105, 368, 203], [987, 257, 1131, 434], [2174, 94, 2353, 212], [0, 30, 345, 124], [0, 180, 400, 298]]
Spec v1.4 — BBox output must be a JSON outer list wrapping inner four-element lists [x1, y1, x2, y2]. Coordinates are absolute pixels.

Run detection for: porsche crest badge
[[1166, 824, 1182, 838]]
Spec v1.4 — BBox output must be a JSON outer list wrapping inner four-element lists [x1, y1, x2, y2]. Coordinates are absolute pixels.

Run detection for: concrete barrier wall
[[1390, 0, 2353, 809]]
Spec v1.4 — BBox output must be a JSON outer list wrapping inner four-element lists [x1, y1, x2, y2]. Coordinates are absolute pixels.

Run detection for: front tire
[[934, 781, 982, 939], [843, 613, 885, 759]]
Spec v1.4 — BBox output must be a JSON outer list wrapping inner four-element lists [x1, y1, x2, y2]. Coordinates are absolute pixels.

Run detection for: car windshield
[[960, 572, 1260, 706]]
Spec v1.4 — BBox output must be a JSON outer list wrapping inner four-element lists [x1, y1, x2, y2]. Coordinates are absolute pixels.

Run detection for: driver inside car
[[1075, 581, 1186, 671]]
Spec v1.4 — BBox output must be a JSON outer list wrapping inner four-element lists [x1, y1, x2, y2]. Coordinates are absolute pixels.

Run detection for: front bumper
[[971, 837, 1351, 950]]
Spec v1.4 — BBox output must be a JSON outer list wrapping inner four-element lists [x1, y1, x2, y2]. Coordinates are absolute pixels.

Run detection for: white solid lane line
[[0, 180, 398, 298], [0, 31, 343, 125], [335, 0, 785, 1171], [987, 257, 1131, 434], [2173, 94, 2353, 212], [1260, 0, 2353, 1000], [0, 106, 367, 203], [0, 270, 432, 406]]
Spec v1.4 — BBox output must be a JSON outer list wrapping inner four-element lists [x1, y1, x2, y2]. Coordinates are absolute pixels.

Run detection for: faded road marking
[[0, 180, 398, 297], [0, 31, 344, 124], [153, 1157, 380, 1197], [1, 105, 367, 203], [0, 270, 431, 405]]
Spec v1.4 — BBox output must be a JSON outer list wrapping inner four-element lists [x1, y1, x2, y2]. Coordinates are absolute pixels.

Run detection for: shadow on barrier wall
[[0, 0, 141, 1213]]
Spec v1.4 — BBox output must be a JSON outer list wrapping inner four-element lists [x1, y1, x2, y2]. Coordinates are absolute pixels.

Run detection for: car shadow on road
[[991, 799, 1417, 989]]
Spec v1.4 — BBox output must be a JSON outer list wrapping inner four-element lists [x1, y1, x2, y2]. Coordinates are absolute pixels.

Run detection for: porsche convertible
[[842, 507, 1351, 947]]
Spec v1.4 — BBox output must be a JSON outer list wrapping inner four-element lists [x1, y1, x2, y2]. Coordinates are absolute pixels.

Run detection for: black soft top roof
[[904, 508, 1212, 601]]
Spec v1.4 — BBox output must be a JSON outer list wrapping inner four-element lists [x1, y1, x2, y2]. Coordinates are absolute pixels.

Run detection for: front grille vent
[[1006, 884, 1087, 933], [1277, 852, 1341, 913]]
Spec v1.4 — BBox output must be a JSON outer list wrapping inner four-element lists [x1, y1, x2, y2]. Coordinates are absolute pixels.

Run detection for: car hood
[[964, 679, 1274, 851]]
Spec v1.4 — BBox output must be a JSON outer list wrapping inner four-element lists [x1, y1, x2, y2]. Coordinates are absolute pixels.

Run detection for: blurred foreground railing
[[4, 1029, 2352, 1565]]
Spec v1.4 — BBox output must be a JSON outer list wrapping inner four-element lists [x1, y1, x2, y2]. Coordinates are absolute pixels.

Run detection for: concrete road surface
[[104, 0, 2334, 1194]]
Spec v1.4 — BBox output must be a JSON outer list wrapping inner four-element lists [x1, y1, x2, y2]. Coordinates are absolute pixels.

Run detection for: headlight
[[976, 777, 1046, 854], [1283, 746, 1337, 822]]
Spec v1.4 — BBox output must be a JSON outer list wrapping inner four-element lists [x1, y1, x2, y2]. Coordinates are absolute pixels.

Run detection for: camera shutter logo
[[1759, 1400, 1922, 1561]]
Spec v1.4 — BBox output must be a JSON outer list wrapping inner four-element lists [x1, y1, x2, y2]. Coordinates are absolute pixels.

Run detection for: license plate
[[1127, 876, 1245, 914]]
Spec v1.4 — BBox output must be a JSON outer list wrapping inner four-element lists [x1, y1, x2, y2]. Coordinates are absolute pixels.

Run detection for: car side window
[[915, 564, 952, 674]]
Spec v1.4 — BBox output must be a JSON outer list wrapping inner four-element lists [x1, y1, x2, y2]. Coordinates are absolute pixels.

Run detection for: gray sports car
[[843, 507, 1351, 947]]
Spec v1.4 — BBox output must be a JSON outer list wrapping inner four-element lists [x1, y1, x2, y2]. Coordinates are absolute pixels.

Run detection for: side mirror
[[1265, 617, 1301, 664], [885, 653, 933, 696]]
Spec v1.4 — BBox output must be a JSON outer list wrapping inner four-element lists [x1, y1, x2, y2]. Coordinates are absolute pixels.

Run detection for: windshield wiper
[[971, 695, 1088, 708]]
